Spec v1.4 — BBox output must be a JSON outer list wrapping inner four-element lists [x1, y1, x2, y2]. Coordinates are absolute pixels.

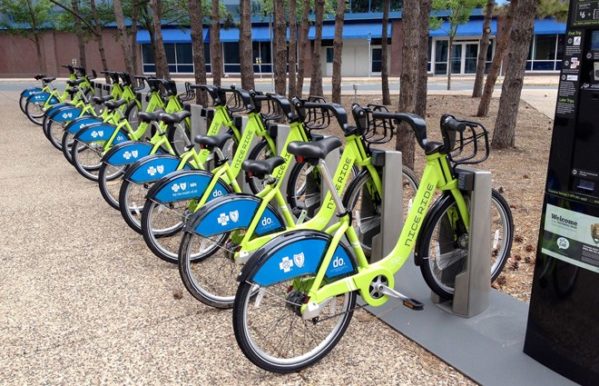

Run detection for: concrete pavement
[[0, 90, 471, 384]]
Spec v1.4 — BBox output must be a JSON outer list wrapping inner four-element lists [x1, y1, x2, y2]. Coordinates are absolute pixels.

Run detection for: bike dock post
[[371, 150, 403, 261], [271, 123, 295, 196], [431, 166, 491, 317]]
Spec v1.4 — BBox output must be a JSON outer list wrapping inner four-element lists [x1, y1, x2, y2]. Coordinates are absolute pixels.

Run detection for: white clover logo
[[123, 151, 132, 160], [147, 166, 157, 176], [217, 213, 230, 226], [171, 184, 180, 193], [279, 256, 294, 273]]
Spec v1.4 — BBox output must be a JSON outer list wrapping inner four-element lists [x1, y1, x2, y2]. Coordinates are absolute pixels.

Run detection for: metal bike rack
[[190, 105, 211, 140], [370, 150, 404, 261], [431, 166, 491, 317]]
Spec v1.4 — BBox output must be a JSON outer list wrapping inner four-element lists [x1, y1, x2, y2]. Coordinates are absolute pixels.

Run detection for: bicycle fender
[[413, 193, 454, 266], [65, 116, 103, 134], [102, 141, 154, 166], [147, 170, 229, 204], [124, 154, 186, 184], [21, 87, 42, 98], [48, 105, 83, 122], [46, 103, 72, 117], [74, 123, 127, 145], [27, 91, 58, 105], [186, 194, 284, 237], [238, 230, 357, 287]]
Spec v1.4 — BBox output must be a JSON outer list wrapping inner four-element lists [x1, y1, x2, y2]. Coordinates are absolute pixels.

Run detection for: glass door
[[465, 43, 479, 74], [450, 44, 462, 74]]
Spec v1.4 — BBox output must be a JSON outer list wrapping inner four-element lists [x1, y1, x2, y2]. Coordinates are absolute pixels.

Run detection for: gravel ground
[[0, 89, 476, 384]]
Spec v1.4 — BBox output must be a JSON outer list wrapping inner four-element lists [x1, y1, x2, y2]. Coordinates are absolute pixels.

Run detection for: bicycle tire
[[246, 140, 275, 194], [285, 161, 359, 220], [176, 229, 236, 308], [44, 117, 66, 150], [24, 98, 46, 126], [141, 176, 234, 263], [417, 189, 513, 300], [119, 179, 151, 234], [166, 119, 193, 157], [343, 166, 419, 259], [233, 276, 356, 373], [124, 101, 141, 130], [70, 138, 105, 181], [98, 163, 128, 210], [61, 130, 76, 165]]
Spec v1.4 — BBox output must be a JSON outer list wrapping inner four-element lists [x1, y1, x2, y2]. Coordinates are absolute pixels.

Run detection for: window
[[434, 40, 448, 75], [326, 47, 334, 64], [252, 41, 272, 73], [372, 47, 382, 73], [223, 42, 240, 73], [526, 34, 562, 72], [141, 43, 194, 74]]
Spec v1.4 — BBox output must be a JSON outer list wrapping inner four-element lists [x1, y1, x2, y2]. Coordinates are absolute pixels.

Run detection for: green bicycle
[[232, 110, 513, 373], [176, 100, 419, 309]]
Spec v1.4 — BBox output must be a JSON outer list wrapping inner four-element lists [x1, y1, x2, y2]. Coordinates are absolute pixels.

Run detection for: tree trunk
[[397, 0, 420, 169], [189, 0, 207, 105], [71, 0, 87, 68], [130, 0, 141, 73], [415, 0, 431, 117], [477, 0, 517, 117], [381, 0, 391, 105], [239, 0, 255, 90], [273, 0, 287, 95], [33, 33, 46, 73], [309, 0, 325, 97], [446, 34, 454, 90], [331, 0, 345, 103], [472, 0, 494, 97], [210, 0, 223, 86], [296, 4, 310, 98], [492, 0, 536, 149], [90, 0, 108, 72], [288, 0, 298, 97], [113, 0, 134, 74], [149, 0, 170, 79]]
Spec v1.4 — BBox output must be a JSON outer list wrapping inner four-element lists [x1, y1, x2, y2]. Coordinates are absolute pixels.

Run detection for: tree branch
[[48, 0, 99, 36]]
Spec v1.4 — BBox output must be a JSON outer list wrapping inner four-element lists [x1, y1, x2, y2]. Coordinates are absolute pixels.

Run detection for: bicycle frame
[[297, 151, 470, 313], [234, 133, 383, 258]]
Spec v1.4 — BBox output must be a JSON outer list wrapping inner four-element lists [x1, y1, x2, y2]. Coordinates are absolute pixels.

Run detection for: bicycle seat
[[105, 99, 128, 111], [194, 133, 232, 150], [67, 78, 85, 87], [138, 111, 163, 123], [42, 77, 56, 83], [34, 74, 46, 80], [287, 136, 342, 162], [160, 110, 190, 125], [242, 156, 285, 179], [92, 95, 113, 104]]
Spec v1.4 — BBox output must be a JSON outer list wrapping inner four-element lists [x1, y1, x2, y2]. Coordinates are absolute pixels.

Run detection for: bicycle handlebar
[[371, 111, 428, 148], [299, 100, 348, 130]]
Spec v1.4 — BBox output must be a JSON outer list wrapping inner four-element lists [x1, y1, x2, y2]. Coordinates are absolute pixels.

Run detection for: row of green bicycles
[[21, 68, 513, 373]]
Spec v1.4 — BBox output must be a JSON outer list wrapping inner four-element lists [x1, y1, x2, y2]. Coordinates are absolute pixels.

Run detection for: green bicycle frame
[[299, 151, 470, 313], [237, 132, 383, 256]]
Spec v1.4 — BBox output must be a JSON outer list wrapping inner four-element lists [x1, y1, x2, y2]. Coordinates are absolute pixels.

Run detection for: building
[[0, 5, 566, 78]]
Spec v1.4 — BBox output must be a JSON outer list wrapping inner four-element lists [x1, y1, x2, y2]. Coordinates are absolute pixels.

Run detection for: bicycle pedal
[[402, 298, 424, 311]]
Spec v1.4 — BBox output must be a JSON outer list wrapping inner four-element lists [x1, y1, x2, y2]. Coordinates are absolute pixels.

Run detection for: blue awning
[[214, 26, 273, 42], [430, 20, 498, 37], [534, 19, 566, 35], [308, 23, 392, 40], [136, 28, 208, 44]]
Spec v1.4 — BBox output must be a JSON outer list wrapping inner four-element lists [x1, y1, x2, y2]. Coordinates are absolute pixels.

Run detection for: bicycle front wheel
[[166, 120, 193, 157], [71, 138, 104, 181], [417, 189, 513, 300], [25, 99, 46, 126], [343, 166, 418, 259], [233, 277, 356, 373]]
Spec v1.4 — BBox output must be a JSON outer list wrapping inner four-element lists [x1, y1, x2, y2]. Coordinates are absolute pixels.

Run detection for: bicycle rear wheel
[[70, 138, 104, 181], [98, 163, 128, 210], [417, 189, 513, 300], [233, 277, 356, 373], [25, 99, 46, 126]]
